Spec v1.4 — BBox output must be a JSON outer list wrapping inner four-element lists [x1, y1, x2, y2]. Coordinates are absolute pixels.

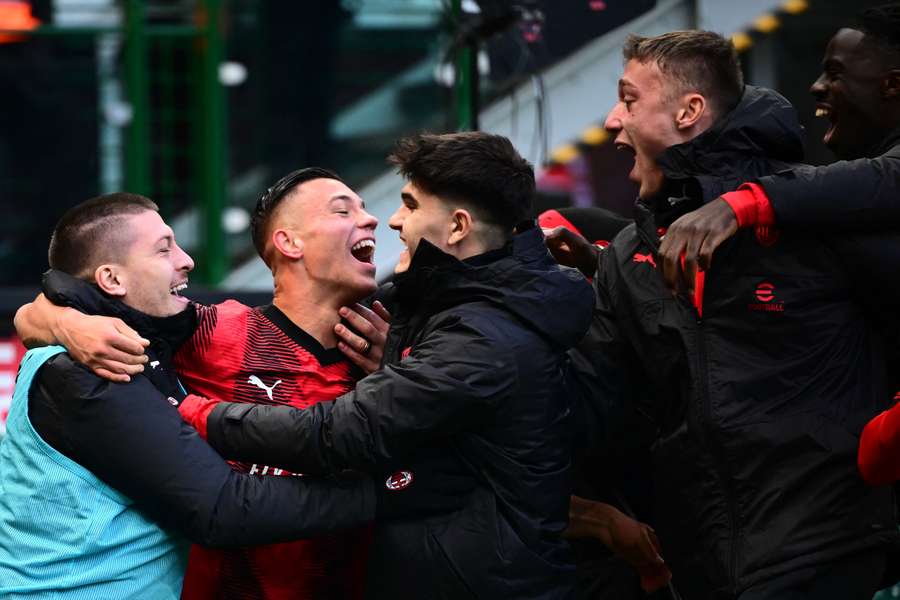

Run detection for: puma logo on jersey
[[248, 375, 282, 400], [633, 252, 657, 269]]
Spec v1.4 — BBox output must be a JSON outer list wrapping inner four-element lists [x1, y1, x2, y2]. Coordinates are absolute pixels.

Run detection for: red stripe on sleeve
[[858, 400, 900, 486], [178, 394, 220, 440], [721, 183, 775, 228]]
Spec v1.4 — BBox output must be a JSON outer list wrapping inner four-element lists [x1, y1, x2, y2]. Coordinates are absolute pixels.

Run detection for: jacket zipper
[[635, 206, 740, 589], [694, 310, 739, 592]]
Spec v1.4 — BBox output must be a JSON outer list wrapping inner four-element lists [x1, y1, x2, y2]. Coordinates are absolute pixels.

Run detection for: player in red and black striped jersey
[[14, 168, 395, 600], [171, 168, 386, 600], [175, 301, 371, 600]]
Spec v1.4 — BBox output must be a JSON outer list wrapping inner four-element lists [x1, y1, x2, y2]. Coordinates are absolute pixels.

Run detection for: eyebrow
[[330, 195, 365, 209], [401, 192, 418, 206], [619, 78, 636, 92]]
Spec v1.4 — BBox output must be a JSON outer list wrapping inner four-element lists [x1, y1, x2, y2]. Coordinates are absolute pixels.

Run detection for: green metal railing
[[0, 0, 228, 285]]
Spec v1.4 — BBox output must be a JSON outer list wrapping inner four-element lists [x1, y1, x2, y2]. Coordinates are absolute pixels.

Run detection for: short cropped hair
[[387, 132, 534, 234], [857, 3, 900, 63], [251, 167, 344, 266], [623, 30, 744, 116], [48, 193, 158, 279]]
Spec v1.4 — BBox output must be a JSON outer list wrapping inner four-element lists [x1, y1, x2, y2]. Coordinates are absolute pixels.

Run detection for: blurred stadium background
[[3, 3, 900, 596], [0, 0, 893, 497]]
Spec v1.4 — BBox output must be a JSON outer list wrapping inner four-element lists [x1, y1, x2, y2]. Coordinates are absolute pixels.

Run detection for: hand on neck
[[272, 277, 347, 349]]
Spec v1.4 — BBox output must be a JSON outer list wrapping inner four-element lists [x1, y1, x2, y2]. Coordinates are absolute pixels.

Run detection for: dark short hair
[[387, 131, 534, 233], [48, 193, 159, 279], [856, 3, 900, 63], [623, 30, 744, 116], [251, 167, 344, 265]]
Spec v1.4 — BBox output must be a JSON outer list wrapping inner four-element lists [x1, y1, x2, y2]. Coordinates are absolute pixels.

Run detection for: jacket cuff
[[858, 400, 900, 486], [721, 183, 776, 228], [178, 393, 219, 440]]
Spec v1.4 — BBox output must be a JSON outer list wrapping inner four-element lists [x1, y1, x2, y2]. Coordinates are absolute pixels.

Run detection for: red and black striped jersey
[[174, 300, 369, 600]]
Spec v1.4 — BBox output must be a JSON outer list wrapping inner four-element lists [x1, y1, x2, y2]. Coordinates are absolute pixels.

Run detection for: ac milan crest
[[385, 470, 414, 491]]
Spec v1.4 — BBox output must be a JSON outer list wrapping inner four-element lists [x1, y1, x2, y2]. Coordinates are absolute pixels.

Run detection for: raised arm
[[15, 293, 149, 382], [758, 147, 900, 229], [659, 148, 900, 292], [179, 316, 516, 475]]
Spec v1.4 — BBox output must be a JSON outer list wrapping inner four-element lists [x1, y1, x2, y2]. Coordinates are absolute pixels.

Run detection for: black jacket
[[34, 270, 375, 548], [195, 226, 595, 599], [574, 86, 900, 599], [756, 125, 900, 230]]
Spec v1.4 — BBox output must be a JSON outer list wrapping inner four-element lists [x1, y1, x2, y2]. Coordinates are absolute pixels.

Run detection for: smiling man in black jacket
[[179, 132, 596, 599], [551, 30, 900, 600], [658, 4, 900, 288]]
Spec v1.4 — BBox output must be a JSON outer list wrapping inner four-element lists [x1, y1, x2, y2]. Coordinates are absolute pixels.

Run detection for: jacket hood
[[42, 269, 197, 351], [654, 85, 805, 205], [392, 226, 593, 349]]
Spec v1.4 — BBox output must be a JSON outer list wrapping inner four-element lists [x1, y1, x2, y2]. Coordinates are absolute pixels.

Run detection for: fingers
[[102, 347, 149, 369], [337, 340, 379, 375], [339, 305, 388, 340], [660, 232, 686, 293], [697, 215, 739, 272], [641, 526, 665, 565], [335, 322, 374, 357], [372, 300, 392, 325], [682, 229, 706, 298], [113, 319, 150, 351], [638, 565, 673, 594], [544, 227, 578, 267], [93, 367, 133, 384]]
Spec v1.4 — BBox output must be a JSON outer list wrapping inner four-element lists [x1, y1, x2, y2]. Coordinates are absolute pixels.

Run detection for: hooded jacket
[[574, 86, 900, 599], [182, 225, 595, 599]]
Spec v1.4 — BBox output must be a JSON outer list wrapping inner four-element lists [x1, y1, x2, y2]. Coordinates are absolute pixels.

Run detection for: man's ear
[[271, 229, 304, 261], [447, 209, 474, 246], [881, 69, 900, 100], [94, 264, 126, 297], [675, 93, 707, 130]]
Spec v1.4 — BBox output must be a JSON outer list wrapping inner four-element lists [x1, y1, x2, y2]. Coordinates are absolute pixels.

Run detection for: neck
[[453, 228, 506, 262], [272, 272, 343, 349]]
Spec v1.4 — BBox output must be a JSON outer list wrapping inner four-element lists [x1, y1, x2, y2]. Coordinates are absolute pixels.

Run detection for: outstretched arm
[[759, 148, 900, 229], [660, 149, 900, 292], [180, 316, 516, 474], [35, 355, 375, 548]]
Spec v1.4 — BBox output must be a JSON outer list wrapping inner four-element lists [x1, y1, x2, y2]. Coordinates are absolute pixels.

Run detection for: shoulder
[[181, 299, 252, 358], [38, 352, 97, 392], [37, 352, 152, 404]]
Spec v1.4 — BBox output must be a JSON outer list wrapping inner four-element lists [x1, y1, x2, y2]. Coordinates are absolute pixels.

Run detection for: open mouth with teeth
[[350, 239, 376, 264], [170, 282, 188, 297], [615, 142, 636, 156], [815, 104, 838, 145]]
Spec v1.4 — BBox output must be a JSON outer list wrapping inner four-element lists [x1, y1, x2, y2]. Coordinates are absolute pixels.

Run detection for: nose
[[388, 205, 406, 231], [604, 101, 625, 133], [809, 73, 827, 98], [359, 207, 378, 230], [173, 242, 195, 273]]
